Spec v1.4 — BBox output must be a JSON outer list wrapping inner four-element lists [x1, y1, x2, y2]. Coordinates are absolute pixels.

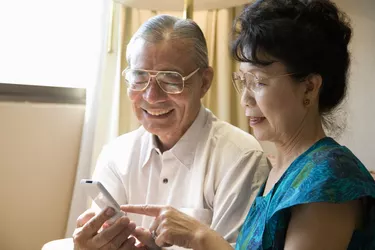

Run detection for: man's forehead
[[135, 38, 193, 53], [130, 39, 195, 71]]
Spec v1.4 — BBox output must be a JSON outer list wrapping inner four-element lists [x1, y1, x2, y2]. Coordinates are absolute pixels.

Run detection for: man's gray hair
[[126, 15, 209, 68]]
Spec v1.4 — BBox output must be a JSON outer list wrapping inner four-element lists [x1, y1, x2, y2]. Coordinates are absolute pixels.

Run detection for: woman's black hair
[[231, 0, 352, 116]]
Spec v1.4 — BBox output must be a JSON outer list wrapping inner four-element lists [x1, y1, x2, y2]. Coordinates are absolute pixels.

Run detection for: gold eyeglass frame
[[122, 67, 200, 94], [232, 71, 298, 94]]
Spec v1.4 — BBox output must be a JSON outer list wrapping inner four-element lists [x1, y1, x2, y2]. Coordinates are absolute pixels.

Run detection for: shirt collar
[[141, 132, 160, 168], [141, 106, 209, 169]]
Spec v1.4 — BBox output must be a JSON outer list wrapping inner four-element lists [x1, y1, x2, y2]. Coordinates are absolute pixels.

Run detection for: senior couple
[[73, 1, 375, 249]]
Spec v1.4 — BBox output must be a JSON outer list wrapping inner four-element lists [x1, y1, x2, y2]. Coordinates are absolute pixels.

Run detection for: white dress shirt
[[92, 106, 270, 248]]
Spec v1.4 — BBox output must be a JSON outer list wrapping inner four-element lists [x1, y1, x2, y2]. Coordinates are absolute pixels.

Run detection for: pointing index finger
[[121, 204, 164, 217]]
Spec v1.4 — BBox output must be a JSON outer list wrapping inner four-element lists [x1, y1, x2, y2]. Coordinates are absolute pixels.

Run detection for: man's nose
[[142, 77, 168, 104]]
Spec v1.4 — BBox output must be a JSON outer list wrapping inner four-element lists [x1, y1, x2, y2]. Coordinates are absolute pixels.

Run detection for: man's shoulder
[[105, 126, 148, 152], [208, 115, 263, 153]]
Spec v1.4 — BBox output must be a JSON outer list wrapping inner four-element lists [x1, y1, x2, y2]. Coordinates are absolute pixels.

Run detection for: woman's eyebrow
[[240, 68, 268, 74]]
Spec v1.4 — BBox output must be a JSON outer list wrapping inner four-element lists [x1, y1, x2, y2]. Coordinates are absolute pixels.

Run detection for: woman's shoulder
[[304, 138, 372, 181], [274, 137, 375, 211], [290, 137, 371, 181]]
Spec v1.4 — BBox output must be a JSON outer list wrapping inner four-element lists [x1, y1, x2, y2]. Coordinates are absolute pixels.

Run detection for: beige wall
[[260, 0, 375, 172], [337, 0, 375, 170], [0, 101, 85, 250]]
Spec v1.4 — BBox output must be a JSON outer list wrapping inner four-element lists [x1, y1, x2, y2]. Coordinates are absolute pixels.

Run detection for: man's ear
[[200, 67, 214, 98], [304, 73, 322, 106]]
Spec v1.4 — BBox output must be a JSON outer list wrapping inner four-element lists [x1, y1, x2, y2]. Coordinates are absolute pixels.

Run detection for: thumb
[[76, 209, 96, 227]]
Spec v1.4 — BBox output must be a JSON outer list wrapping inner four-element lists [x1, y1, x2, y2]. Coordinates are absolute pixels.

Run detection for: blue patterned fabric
[[236, 137, 375, 250]]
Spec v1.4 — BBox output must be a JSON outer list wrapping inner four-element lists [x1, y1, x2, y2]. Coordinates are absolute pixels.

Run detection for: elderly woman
[[122, 0, 375, 249]]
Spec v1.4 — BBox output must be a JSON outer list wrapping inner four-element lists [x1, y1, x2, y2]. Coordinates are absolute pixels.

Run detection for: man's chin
[[143, 124, 174, 136]]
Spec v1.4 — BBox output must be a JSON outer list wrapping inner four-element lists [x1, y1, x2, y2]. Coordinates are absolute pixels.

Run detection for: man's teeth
[[146, 110, 172, 116]]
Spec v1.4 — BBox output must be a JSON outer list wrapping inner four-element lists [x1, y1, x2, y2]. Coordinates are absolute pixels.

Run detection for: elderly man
[[73, 14, 270, 250]]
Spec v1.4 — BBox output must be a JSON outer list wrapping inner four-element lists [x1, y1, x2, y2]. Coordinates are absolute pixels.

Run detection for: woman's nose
[[240, 89, 256, 108]]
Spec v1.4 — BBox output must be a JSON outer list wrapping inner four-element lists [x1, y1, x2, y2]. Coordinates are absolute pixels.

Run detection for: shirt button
[[162, 178, 168, 184]]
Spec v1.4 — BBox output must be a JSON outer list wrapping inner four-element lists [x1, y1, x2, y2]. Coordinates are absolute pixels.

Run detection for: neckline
[[141, 106, 208, 169], [260, 136, 334, 198]]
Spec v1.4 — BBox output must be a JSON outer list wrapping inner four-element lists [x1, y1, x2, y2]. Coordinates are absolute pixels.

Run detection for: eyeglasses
[[122, 68, 200, 94], [232, 71, 297, 95]]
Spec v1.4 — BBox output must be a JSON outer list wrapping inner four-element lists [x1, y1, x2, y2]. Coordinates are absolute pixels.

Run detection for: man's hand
[[73, 207, 138, 250]]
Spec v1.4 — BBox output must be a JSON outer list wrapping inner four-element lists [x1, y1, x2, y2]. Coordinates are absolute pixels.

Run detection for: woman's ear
[[303, 74, 322, 106], [200, 67, 214, 98]]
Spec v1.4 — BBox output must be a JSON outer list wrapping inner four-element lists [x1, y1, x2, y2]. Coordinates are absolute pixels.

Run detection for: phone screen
[[80, 179, 124, 215], [91, 188, 121, 210]]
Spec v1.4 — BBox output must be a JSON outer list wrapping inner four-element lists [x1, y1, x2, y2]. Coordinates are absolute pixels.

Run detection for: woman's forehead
[[240, 61, 287, 75]]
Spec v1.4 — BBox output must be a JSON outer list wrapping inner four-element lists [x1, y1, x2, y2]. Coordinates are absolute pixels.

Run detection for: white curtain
[[64, 0, 120, 237]]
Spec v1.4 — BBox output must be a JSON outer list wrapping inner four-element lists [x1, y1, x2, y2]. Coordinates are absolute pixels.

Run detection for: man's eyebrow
[[154, 65, 184, 73]]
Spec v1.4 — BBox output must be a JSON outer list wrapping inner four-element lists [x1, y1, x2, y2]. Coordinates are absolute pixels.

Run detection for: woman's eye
[[254, 80, 266, 87]]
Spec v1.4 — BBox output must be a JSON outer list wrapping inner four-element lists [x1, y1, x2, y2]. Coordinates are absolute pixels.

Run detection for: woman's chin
[[252, 129, 270, 142]]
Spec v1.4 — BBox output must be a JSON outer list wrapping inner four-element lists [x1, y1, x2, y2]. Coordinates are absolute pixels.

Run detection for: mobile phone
[[80, 179, 125, 223]]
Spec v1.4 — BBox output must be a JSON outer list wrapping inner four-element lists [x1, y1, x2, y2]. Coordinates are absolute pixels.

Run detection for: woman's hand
[[121, 205, 213, 249]]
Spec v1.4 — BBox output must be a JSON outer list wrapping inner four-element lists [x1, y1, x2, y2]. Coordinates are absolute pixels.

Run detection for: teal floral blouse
[[236, 137, 375, 250]]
